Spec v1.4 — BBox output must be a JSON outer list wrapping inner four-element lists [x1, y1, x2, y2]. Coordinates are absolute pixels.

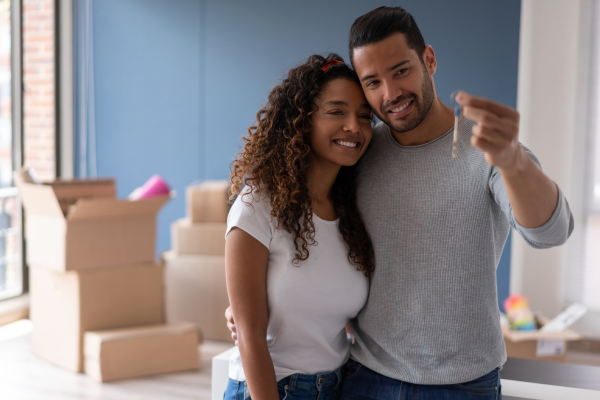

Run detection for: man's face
[[352, 33, 435, 133]]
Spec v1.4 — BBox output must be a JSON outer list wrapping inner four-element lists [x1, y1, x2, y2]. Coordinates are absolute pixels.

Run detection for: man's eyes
[[366, 69, 408, 87]]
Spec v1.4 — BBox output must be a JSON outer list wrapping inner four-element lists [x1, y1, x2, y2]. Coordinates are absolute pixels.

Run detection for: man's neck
[[390, 96, 454, 146]]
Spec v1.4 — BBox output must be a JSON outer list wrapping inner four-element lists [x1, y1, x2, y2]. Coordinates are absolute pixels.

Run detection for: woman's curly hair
[[229, 53, 375, 276]]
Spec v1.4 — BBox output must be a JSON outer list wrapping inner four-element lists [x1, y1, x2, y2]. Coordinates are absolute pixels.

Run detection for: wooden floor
[[1, 325, 600, 400], [0, 333, 232, 400]]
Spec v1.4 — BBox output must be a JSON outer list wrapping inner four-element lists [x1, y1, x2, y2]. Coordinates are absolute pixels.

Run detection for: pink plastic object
[[130, 175, 171, 200]]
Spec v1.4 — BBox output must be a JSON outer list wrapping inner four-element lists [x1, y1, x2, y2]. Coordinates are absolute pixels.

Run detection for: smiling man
[[340, 6, 574, 400]]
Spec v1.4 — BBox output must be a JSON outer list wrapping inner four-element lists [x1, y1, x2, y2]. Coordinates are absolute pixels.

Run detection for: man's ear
[[422, 45, 437, 76]]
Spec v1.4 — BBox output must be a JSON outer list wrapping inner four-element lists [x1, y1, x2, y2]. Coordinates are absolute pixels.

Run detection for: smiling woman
[[224, 54, 375, 400]]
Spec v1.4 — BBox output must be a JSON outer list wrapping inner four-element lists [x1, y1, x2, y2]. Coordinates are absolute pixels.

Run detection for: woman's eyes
[[328, 110, 372, 120]]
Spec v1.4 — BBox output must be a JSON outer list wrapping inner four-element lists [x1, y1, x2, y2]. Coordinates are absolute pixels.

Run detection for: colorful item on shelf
[[503, 294, 537, 331], [129, 175, 171, 200]]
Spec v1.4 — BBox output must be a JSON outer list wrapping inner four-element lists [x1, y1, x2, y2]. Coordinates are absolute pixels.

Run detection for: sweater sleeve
[[488, 146, 574, 249]]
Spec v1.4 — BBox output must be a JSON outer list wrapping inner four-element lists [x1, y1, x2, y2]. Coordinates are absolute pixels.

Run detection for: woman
[[224, 54, 374, 400]]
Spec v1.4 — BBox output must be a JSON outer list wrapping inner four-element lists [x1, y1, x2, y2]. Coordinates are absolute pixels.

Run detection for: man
[[227, 6, 573, 399]]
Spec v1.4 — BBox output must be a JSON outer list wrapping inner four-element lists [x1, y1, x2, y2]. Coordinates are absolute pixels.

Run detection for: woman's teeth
[[336, 140, 358, 148], [390, 100, 413, 113]]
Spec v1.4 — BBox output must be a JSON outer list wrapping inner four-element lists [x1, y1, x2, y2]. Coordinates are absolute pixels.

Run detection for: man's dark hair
[[349, 6, 426, 67]]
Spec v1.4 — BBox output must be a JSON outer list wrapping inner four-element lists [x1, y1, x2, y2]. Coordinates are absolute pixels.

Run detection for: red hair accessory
[[320, 59, 344, 73]]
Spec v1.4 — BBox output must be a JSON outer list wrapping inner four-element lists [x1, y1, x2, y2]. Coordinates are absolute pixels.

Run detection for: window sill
[[0, 294, 30, 327]]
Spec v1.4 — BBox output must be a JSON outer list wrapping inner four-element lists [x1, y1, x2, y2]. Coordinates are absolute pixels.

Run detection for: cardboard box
[[212, 347, 237, 400], [171, 219, 226, 255], [187, 180, 231, 223], [84, 322, 200, 382], [163, 251, 232, 341], [30, 263, 164, 372], [502, 316, 581, 363], [17, 178, 169, 271]]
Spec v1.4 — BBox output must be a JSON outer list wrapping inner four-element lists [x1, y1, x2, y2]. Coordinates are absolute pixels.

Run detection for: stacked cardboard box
[[16, 172, 200, 381], [164, 181, 233, 342]]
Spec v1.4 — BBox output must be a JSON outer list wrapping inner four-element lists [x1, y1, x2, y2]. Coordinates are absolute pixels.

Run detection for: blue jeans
[[339, 360, 501, 400], [224, 367, 344, 400]]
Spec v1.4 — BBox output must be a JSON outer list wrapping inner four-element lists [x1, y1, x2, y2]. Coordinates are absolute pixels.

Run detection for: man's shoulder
[[373, 121, 388, 136], [365, 121, 389, 151]]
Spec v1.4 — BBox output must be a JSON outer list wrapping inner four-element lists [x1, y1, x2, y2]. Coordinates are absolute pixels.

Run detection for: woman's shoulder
[[227, 184, 276, 249], [229, 184, 274, 223]]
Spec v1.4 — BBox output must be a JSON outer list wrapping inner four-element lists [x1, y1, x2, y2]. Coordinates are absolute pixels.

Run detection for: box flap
[[17, 182, 64, 218], [46, 178, 116, 188], [66, 194, 171, 221]]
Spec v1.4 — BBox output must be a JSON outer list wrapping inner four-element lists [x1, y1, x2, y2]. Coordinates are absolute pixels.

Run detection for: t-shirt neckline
[[313, 213, 339, 224]]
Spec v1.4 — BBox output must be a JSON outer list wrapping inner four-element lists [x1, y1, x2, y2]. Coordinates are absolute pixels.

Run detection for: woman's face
[[310, 78, 373, 168]]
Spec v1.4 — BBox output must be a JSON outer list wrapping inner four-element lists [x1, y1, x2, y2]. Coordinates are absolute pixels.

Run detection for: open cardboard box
[[502, 315, 581, 363], [16, 174, 170, 271]]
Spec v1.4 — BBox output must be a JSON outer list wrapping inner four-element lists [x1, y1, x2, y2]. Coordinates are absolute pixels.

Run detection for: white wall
[[512, 0, 590, 318]]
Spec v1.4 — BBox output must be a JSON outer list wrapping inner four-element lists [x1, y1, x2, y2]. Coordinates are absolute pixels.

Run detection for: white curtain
[[74, 0, 96, 178]]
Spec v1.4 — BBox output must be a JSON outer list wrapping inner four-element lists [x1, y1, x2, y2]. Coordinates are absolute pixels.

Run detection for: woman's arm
[[225, 227, 279, 400]]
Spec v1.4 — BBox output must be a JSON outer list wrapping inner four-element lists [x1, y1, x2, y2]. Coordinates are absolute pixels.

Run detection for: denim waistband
[[278, 366, 344, 393]]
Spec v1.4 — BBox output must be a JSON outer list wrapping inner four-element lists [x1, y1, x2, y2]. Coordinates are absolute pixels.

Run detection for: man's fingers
[[225, 306, 234, 324], [472, 125, 511, 148], [471, 135, 501, 155], [457, 91, 519, 120], [463, 107, 518, 141], [227, 320, 237, 333]]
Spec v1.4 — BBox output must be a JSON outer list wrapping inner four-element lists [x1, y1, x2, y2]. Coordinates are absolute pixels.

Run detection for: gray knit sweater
[[349, 118, 574, 385]]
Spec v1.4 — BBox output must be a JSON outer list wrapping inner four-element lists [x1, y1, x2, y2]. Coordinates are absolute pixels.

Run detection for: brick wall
[[23, 0, 54, 181]]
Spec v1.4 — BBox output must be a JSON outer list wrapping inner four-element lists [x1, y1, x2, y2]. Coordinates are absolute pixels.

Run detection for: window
[[0, 0, 22, 300], [0, 0, 55, 301]]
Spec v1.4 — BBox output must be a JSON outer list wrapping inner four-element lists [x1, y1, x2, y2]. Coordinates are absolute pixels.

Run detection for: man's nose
[[382, 80, 402, 106]]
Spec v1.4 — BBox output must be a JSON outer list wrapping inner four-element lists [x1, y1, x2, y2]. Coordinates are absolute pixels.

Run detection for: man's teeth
[[390, 100, 412, 113], [336, 141, 358, 148]]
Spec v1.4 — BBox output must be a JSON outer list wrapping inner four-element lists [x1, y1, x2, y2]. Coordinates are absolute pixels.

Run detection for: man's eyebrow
[[360, 60, 411, 82]]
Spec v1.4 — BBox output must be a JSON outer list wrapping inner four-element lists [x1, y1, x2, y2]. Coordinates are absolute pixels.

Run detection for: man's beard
[[376, 68, 435, 134]]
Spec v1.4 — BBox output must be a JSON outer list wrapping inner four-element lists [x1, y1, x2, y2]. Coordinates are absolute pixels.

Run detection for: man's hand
[[457, 91, 525, 172], [225, 306, 238, 346], [456, 91, 559, 228]]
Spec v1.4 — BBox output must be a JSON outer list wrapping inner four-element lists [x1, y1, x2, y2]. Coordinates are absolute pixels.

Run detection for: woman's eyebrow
[[323, 100, 348, 107]]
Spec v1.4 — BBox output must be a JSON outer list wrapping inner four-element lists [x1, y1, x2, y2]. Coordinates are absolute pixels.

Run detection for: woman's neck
[[306, 158, 340, 221]]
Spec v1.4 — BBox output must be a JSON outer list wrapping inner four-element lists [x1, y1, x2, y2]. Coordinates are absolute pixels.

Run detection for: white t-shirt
[[226, 187, 369, 382]]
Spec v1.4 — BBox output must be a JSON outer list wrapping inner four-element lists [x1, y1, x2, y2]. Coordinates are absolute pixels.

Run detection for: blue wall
[[89, 0, 520, 310]]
